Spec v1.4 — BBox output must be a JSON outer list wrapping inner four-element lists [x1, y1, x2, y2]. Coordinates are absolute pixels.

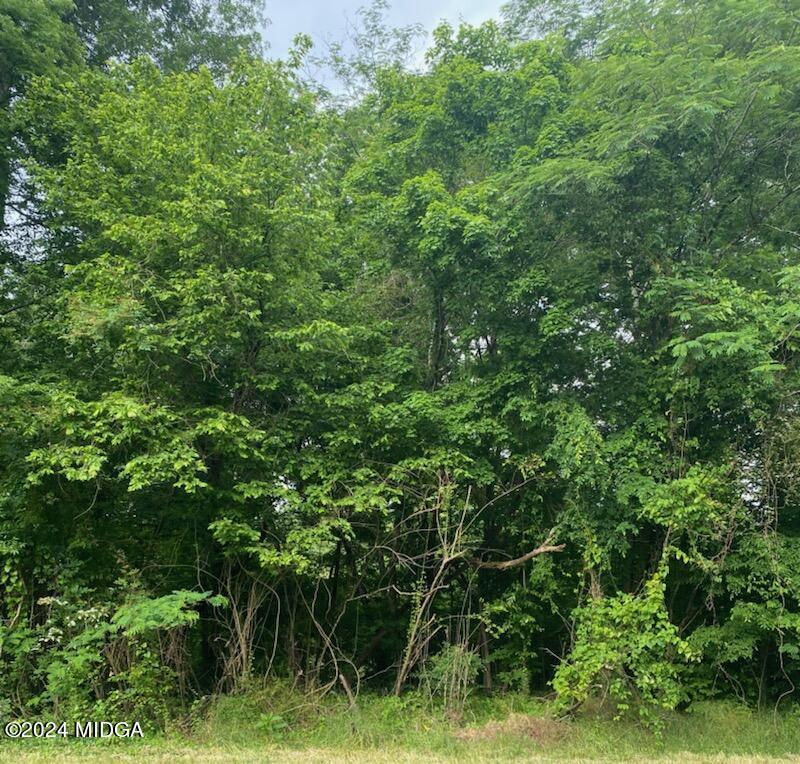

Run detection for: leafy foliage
[[2, 0, 800, 729]]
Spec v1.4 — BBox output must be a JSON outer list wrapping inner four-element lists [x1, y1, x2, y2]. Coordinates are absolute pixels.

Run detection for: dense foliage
[[2, 0, 800, 727]]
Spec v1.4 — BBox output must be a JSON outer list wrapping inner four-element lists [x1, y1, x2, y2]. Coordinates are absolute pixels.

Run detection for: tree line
[[1, 0, 800, 726]]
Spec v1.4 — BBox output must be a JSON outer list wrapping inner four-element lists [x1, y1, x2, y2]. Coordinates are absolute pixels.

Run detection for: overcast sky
[[262, 0, 506, 60]]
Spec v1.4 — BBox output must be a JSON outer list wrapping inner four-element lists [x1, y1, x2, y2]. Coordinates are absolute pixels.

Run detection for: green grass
[[2, 690, 800, 762]]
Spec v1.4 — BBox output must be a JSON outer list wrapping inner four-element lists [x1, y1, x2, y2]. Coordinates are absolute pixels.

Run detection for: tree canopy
[[2, 0, 800, 726]]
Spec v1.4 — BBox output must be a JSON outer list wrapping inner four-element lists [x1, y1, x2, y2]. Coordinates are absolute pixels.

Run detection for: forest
[[2, 0, 800, 747]]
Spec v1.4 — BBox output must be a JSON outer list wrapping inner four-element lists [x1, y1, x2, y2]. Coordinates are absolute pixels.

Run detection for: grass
[[2, 689, 800, 762]]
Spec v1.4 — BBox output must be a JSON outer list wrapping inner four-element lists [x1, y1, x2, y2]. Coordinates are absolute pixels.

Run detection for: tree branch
[[474, 531, 565, 570]]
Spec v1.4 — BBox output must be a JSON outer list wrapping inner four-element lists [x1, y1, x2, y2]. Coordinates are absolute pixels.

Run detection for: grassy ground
[[1, 691, 800, 762]]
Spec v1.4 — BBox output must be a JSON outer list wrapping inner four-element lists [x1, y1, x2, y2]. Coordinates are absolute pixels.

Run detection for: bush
[[420, 644, 484, 721], [552, 572, 696, 728]]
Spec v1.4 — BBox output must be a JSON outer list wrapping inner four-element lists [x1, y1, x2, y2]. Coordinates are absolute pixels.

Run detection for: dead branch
[[474, 532, 565, 570]]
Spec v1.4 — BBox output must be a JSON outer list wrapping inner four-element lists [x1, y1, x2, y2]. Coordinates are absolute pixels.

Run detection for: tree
[[68, 0, 264, 73], [0, 0, 80, 228], [3, 0, 800, 724]]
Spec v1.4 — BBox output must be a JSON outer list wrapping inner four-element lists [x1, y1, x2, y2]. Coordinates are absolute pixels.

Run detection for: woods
[[2, 0, 800, 732]]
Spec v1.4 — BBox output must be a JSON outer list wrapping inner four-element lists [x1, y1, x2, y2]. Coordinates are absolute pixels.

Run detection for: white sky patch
[[263, 0, 505, 60]]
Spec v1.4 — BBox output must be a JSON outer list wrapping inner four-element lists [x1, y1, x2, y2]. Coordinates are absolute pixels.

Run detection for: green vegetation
[[3, 692, 800, 761], [2, 0, 800, 757]]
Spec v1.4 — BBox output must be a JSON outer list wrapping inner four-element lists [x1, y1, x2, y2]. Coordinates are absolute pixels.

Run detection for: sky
[[262, 0, 507, 60]]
